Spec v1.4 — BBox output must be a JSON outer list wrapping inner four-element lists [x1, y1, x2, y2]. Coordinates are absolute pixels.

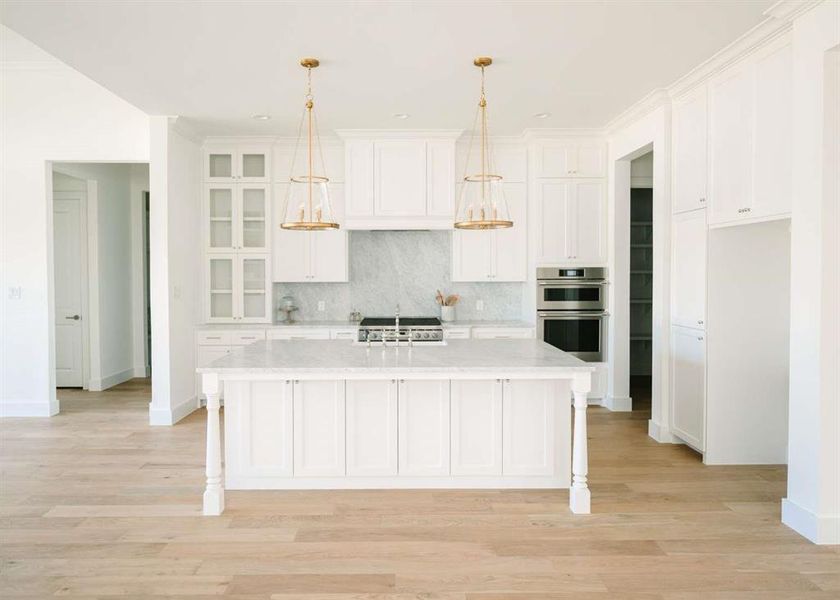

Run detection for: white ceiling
[[0, 1, 775, 136]]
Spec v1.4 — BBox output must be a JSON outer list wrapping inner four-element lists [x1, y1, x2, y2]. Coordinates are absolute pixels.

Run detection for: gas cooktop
[[360, 317, 441, 327], [358, 316, 443, 343]]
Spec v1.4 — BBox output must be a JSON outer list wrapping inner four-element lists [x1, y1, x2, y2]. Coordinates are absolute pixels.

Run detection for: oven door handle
[[538, 312, 610, 318], [537, 281, 605, 287]]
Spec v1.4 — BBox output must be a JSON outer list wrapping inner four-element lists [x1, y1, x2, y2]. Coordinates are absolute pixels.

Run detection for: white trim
[[335, 129, 463, 140], [85, 180, 101, 388], [88, 367, 136, 392], [604, 396, 633, 412], [648, 419, 683, 444], [605, 90, 670, 135], [226, 475, 568, 490], [148, 395, 199, 426], [0, 399, 60, 418], [782, 498, 840, 545]]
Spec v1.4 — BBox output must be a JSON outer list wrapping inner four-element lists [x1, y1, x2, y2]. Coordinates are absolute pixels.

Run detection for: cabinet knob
[[699, 197, 706, 203], [697, 320, 704, 325], [697, 336, 704, 341]]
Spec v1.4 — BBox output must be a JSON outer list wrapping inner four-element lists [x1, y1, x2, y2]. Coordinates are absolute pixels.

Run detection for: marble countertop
[[196, 320, 535, 330], [197, 339, 591, 374]]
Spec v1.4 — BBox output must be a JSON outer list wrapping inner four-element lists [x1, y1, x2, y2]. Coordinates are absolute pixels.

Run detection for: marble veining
[[198, 339, 592, 374], [274, 230, 524, 321]]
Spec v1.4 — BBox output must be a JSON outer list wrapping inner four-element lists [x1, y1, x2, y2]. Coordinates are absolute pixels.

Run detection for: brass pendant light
[[280, 57, 339, 230], [454, 57, 513, 230]]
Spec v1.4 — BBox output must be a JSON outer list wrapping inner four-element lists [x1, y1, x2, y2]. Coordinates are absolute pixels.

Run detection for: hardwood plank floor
[[1, 378, 836, 599]]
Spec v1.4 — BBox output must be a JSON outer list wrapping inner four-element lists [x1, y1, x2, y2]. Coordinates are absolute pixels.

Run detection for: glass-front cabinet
[[205, 184, 269, 253], [204, 146, 270, 183], [206, 255, 270, 323]]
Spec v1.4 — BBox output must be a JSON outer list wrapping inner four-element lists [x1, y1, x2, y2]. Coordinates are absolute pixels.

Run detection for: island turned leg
[[202, 374, 224, 516], [570, 373, 592, 514]]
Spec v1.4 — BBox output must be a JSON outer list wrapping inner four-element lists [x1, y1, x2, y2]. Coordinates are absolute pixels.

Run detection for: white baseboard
[[648, 419, 683, 444], [587, 396, 603, 406], [604, 395, 632, 412], [782, 498, 840, 545], [88, 367, 135, 392], [148, 395, 200, 426], [1, 399, 60, 417], [133, 365, 150, 378]]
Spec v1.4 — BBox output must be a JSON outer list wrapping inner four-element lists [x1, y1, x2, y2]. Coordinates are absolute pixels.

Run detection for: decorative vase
[[440, 305, 455, 322]]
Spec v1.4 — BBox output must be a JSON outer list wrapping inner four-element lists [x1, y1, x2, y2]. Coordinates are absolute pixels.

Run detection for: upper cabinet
[[672, 88, 708, 214], [708, 39, 792, 227], [535, 180, 606, 265], [340, 133, 458, 229], [533, 140, 605, 178], [204, 145, 271, 183], [452, 183, 527, 282], [204, 183, 270, 253]]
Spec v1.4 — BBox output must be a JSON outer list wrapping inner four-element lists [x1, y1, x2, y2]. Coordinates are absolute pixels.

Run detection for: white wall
[[606, 102, 672, 421], [0, 25, 149, 416], [53, 163, 148, 391], [782, 0, 840, 545], [129, 164, 150, 377], [148, 117, 201, 426]]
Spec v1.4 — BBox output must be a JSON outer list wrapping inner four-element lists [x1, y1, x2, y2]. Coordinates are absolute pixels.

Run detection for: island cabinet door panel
[[398, 380, 450, 476], [234, 381, 293, 478], [293, 380, 346, 476], [502, 380, 557, 476], [345, 380, 398, 476], [450, 380, 503, 476]]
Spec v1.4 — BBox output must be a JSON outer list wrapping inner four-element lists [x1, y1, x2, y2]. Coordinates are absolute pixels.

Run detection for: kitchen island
[[198, 339, 594, 516]]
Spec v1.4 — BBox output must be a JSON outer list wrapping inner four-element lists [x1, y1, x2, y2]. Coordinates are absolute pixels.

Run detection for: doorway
[[629, 152, 653, 411]]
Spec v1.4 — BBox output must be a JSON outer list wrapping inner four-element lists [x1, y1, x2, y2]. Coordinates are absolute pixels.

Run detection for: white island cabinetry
[[201, 339, 593, 515]]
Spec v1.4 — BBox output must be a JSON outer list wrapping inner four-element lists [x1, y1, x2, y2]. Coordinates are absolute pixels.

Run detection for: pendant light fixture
[[280, 57, 339, 230], [454, 57, 512, 230]]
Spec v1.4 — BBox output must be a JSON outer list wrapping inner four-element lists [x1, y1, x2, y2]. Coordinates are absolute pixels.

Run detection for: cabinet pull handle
[[697, 336, 704, 341], [206, 336, 221, 340], [699, 197, 706, 203], [697, 320, 703, 325]]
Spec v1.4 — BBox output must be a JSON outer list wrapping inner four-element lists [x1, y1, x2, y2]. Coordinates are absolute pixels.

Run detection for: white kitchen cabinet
[[672, 88, 708, 214], [536, 180, 605, 264], [670, 325, 706, 451], [346, 380, 398, 476], [273, 142, 344, 183], [503, 379, 559, 476], [234, 380, 294, 478], [195, 329, 265, 400], [205, 184, 270, 253], [204, 146, 271, 183], [471, 327, 535, 339], [268, 328, 331, 340], [442, 326, 470, 340], [534, 140, 605, 178], [293, 380, 346, 476], [671, 209, 707, 330], [450, 380, 503, 476], [451, 183, 527, 282], [342, 135, 457, 229], [708, 39, 791, 226], [330, 327, 359, 340], [398, 379, 450, 476], [272, 183, 348, 282], [205, 255, 270, 323]]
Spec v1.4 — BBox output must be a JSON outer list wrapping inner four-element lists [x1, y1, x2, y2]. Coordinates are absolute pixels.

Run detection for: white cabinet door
[[272, 183, 308, 282], [574, 142, 606, 178], [571, 181, 605, 263], [374, 141, 427, 216], [670, 325, 706, 451], [503, 380, 557, 476], [426, 141, 455, 217], [451, 228, 492, 281], [710, 64, 754, 224], [671, 209, 707, 329], [237, 184, 269, 253], [493, 183, 527, 281], [237, 381, 293, 477], [205, 150, 236, 183], [345, 140, 375, 217], [206, 255, 236, 322], [309, 185, 349, 282], [293, 380, 346, 476], [236, 147, 270, 183], [535, 143, 574, 177], [672, 89, 708, 214], [346, 380, 398, 476], [206, 185, 236, 252], [450, 380, 503, 476], [753, 43, 792, 219], [398, 380, 450, 476], [237, 256, 271, 323], [537, 182, 572, 263]]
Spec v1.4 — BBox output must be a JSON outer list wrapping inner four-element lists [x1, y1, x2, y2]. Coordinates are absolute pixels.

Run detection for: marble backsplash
[[274, 231, 524, 322]]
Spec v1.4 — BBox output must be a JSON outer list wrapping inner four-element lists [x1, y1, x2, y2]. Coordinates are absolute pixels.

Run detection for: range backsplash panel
[[274, 230, 523, 321]]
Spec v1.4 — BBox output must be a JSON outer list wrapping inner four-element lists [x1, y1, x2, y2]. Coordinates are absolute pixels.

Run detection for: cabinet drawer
[[330, 327, 359, 340], [471, 327, 534, 339], [443, 327, 471, 340], [268, 328, 331, 340], [196, 331, 232, 345], [231, 330, 266, 346]]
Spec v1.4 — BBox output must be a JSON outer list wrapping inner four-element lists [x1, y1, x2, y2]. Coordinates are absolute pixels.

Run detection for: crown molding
[[334, 129, 463, 140], [603, 89, 670, 135], [521, 127, 606, 141], [764, 0, 823, 22]]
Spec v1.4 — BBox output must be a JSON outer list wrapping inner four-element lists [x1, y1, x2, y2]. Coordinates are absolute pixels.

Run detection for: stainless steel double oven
[[536, 267, 608, 362]]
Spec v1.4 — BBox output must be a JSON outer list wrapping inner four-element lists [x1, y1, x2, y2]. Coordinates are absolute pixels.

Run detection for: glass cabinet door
[[207, 186, 235, 251], [208, 256, 234, 321], [238, 185, 269, 252], [239, 256, 269, 322], [239, 151, 268, 182], [206, 151, 235, 182]]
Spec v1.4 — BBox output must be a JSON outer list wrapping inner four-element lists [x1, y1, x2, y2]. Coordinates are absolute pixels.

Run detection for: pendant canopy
[[454, 57, 513, 230], [281, 58, 339, 231]]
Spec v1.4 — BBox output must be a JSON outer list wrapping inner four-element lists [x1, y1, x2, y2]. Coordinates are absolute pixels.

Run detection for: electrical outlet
[[317, 300, 326, 312], [476, 299, 484, 311]]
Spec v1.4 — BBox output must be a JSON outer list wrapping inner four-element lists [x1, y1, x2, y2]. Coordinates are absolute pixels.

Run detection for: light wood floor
[[1, 379, 837, 599]]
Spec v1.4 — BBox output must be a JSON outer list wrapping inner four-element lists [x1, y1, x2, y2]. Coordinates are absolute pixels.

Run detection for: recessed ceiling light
[[252, 114, 272, 121], [534, 112, 551, 119], [393, 113, 410, 120]]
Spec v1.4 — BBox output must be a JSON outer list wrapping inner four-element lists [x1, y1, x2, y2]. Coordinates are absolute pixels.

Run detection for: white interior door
[[53, 197, 85, 387]]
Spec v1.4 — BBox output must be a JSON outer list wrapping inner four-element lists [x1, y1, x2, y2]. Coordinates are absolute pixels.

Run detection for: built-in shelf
[[631, 299, 652, 304], [630, 335, 652, 341], [209, 217, 232, 222], [631, 221, 652, 226], [631, 270, 653, 274], [631, 243, 653, 248]]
